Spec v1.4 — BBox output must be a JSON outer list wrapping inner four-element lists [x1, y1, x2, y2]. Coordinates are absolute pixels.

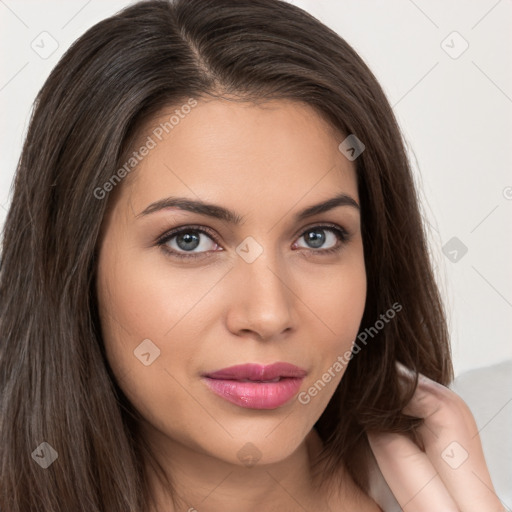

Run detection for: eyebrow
[[136, 192, 360, 224]]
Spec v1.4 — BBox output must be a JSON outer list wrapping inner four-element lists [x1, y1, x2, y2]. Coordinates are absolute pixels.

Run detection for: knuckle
[[417, 377, 477, 429], [430, 388, 476, 430]]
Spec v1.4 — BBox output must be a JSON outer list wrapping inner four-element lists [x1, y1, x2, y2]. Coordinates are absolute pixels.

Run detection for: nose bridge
[[229, 236, 295, 337]]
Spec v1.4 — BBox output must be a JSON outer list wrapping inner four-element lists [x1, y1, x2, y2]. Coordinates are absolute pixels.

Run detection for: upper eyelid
[[156, 224, 217, 244]]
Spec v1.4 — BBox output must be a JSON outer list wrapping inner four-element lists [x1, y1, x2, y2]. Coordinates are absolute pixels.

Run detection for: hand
[[367, 362, 505, 511]]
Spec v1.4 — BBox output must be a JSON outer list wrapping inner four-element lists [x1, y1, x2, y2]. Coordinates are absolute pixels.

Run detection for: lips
[[202, 363, 307, 409], [204, 362, 307, 381]]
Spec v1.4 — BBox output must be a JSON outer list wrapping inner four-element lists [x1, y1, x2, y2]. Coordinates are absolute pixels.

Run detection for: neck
[[142, 426, 331, 512]]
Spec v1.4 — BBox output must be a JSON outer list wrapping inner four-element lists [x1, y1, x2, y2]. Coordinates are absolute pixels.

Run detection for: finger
[[397, 363, 505, 511], [368, 431, 458, 511]]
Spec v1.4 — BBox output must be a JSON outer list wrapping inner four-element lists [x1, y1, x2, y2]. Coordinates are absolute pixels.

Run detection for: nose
[[225, 248, 297, 341]]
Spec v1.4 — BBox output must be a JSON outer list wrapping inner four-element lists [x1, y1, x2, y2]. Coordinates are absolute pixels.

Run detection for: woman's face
[[96, 98, 366, 468]]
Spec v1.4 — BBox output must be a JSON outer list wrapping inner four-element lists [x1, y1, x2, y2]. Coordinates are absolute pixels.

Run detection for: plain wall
[[1, 0, 511, 377]]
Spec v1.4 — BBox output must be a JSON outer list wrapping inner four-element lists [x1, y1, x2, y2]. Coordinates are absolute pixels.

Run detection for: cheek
[[95, 247, 206, 437], [296, 248, 366, 405], [308, 248, 367, 348], [96, 241, 218, 349], [95, 242, 232, 413]]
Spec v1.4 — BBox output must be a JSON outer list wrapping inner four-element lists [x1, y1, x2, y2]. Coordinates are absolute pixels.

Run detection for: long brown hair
[[0, 0, 452, 510]]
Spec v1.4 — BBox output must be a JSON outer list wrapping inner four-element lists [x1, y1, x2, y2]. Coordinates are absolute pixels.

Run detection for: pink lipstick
[[202, 362, 307, 409]]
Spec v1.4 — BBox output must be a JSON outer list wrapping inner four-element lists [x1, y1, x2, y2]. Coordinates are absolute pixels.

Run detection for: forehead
[[120, 98, 358, 219]]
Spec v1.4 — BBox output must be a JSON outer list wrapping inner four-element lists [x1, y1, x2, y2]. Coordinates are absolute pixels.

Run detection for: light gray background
[[1, 0, 511, 505]]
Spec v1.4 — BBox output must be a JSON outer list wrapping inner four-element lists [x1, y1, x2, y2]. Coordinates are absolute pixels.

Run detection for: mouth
[[202, 363, 307, 410]]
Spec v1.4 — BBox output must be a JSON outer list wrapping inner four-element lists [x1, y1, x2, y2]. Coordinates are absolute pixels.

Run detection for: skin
[[96, 98, 373, 511], [95, 98, 503, 511]]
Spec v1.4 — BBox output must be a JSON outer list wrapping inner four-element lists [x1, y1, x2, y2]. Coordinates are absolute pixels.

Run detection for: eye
[[156, 223, 351, 260], [156, 225, 221, 260], [293, 224, 350, 255]]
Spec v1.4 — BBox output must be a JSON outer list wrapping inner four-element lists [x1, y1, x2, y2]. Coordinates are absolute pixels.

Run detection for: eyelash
[[156, 223, 351, 260]]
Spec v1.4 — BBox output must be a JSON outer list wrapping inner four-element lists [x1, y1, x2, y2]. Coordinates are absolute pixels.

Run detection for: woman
[[0, 0, 502, 510]]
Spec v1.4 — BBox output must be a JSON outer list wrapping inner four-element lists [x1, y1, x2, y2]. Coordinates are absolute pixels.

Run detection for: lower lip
[[203, 377, 304, 409]]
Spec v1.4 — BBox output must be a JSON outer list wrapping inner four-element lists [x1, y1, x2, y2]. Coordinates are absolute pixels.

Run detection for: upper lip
[[203, 362, 307, 381]]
